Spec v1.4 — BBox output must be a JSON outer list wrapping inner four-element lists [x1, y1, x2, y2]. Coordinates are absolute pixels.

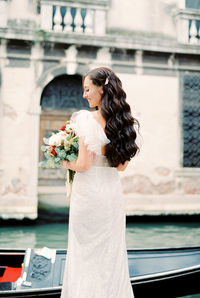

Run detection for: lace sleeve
[[70, 110, 110, 155]]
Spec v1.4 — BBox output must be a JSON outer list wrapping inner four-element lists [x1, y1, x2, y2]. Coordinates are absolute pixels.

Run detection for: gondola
[[0, 246, 200, 298]]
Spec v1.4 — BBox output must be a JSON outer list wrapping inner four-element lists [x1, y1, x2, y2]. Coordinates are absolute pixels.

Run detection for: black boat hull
[[0, 247, 200, 297]]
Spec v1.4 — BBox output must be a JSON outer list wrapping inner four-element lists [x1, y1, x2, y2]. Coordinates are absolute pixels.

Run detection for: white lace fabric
[[70, 110, 110, 156], [61, 109, 134, 298]]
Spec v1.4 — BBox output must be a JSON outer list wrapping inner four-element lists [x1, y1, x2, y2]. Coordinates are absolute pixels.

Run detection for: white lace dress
[[61, 110, 134, 298]]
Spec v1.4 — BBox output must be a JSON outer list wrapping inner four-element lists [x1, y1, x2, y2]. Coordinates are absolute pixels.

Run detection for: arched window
[[40, 74, 89, 110]]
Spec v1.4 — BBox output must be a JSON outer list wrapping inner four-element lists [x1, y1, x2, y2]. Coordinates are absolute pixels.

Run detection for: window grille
[[182, 73, 200, 167]]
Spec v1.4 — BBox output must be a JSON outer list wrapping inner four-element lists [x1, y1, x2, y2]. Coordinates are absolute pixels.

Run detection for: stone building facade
[[0, 0, 200, 219]]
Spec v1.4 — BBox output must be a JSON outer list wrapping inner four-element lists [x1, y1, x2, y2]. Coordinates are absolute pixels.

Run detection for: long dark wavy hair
[[83, 67, 140, 167]]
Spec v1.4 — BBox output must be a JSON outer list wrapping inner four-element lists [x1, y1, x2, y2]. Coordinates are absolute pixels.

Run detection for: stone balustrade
[[0, 1, 200, 45], [40, 1, 107, 35], [176, 8, 200, 44]]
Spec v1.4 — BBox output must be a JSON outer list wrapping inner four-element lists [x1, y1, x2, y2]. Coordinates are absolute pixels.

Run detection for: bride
[[61, 67, 139, 298]]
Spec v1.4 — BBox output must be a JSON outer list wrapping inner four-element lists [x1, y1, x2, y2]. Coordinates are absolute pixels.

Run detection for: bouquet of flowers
[[39, 121, 78, 197]]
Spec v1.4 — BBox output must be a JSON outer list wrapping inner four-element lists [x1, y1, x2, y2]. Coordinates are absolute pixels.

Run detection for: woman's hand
[[61, 160, 69, 170], [60, 137, 94, 172]]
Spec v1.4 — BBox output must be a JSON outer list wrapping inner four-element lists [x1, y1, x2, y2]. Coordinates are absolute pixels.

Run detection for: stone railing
[[175, 9, 200, 44], [40, 0, 108, 35]]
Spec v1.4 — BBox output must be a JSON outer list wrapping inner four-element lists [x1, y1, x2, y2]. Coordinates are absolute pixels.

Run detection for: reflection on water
[[0, 222, 68, 249], [0, 226, 37, 248], [0, 221, 200, 249], [126, 222, 200, 249]]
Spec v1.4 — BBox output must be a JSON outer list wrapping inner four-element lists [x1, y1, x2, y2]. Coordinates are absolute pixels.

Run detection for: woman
[[61, 67, 139, 298]]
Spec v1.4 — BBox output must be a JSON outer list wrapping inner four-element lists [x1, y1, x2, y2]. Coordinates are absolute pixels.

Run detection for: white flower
[[49, 131, 67, 146], [48, 133, 60, 146]]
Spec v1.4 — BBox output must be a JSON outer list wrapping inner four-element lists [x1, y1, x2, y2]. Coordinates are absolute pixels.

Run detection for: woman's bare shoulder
[[117, 160, 129, 171]]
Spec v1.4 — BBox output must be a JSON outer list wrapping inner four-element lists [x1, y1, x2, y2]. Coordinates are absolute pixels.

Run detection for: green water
[[0, 221, 200, 249]]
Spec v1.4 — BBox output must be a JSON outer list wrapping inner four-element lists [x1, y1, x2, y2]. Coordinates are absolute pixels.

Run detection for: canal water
[[0, 219, 200, 298], [0, 220, 200, 249]]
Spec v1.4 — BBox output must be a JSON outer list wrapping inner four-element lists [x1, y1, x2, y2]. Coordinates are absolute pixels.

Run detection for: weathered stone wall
[[0, 0, 200, 218], [118, 72, 200, 214], [107, 0, 179, 39], [0, 43, 38, 219], [120, 73, 179, 194]]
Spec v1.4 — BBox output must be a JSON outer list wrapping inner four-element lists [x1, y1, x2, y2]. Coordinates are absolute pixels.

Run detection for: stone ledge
[[1, 27, 200, 55], [124, 194, 200, 216], [38, 187, 200, 216], [41, 0, 109, 9], [0, 209, 37, 220], [38, 186, 66, 194], [175, 168, 200, 178], [0, 195, 38, 220]]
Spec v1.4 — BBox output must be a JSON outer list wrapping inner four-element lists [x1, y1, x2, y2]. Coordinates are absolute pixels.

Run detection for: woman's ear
[[98, 86, 103, 95]]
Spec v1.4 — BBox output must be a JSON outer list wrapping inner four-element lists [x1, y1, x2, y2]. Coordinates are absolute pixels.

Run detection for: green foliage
[[44, 152, 50, 159], [38, 161, 46, 167], [34, 29, 49, 44], [41, 145, 47, 152], [58, 150, 67, 159], [55, 157, 60, 163], [55, 147, 60, 154], [55, 147, 67, 159], [46, 158, 59, 168], [39, 124, 79, 183], [72, 142, 78, 150], [69, 169, 76, 183], [66, 153, 77, 162], [43, 138, 49, 145]]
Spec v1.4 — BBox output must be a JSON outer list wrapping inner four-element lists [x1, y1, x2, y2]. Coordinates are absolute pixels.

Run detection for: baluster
[[189, 20, 198, 44], [54, 6, 62, 32], [85, 9, 93, 34], [197, 21, 200, 44], [64, 7, 73, 32], [60, 6, 67, 31], [74, 8, 83, 33]]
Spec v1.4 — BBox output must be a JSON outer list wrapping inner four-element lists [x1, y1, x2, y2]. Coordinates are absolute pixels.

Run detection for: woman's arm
[[117, 160, 129, 171], [61, 137, 94, 172]]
